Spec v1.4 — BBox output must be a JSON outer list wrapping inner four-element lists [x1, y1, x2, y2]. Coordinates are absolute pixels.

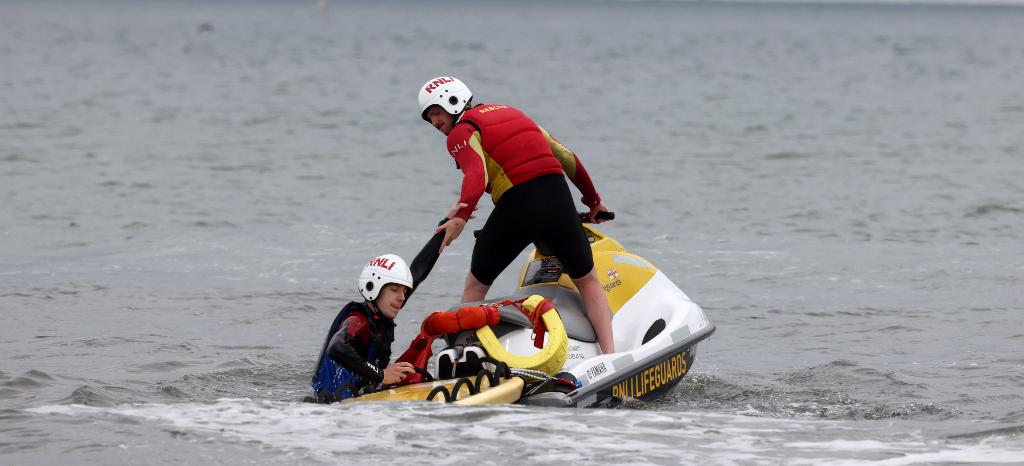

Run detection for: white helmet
[[358, 254, 413, 301], [418, 76, 472, 121]]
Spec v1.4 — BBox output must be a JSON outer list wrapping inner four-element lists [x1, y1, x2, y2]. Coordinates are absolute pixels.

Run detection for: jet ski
[[344, 215, 716, 408]]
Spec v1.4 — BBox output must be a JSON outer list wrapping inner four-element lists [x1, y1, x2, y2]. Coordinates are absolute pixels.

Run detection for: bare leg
[[462, 272, 490, 303], [572, 268, 616, 354]]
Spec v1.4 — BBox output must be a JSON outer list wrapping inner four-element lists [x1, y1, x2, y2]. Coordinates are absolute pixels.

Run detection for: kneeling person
[[311, 256, 415, 402], [309, 205, 467, 403]]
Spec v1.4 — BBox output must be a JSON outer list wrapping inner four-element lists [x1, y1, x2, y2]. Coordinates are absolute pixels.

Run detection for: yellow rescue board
[[455, 376, 524, 405], [343, 379, 457, 403], [342, 376, 524, 404]]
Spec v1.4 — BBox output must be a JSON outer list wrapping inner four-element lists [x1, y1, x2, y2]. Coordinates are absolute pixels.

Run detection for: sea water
[[2, 0, 1023, 463]]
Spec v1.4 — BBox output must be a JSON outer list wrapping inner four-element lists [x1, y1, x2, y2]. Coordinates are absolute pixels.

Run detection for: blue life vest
[[310, 301, 394, 402]]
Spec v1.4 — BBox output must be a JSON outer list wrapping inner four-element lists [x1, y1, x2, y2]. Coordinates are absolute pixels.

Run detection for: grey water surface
[[2, 0, 1023, 464]]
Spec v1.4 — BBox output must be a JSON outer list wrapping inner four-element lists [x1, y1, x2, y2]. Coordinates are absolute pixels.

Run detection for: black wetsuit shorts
[[470, 174, 594, 286]]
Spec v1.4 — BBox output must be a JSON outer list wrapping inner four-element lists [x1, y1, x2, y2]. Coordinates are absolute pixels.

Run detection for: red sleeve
[[338, 313, 371, 346], [567, 154, 601, 208], [446, 123, 487, 222]]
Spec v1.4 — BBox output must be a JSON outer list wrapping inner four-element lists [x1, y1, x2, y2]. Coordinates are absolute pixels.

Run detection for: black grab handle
[[578, 211, 615, 223]]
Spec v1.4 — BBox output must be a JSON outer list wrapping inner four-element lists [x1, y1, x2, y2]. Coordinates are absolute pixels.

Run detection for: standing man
[[417, 76, 616, 354]]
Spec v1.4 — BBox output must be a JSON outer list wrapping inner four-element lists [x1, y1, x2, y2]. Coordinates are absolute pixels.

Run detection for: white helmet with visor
[[357, 254, 413, 301], [418, 76, 472, 121]]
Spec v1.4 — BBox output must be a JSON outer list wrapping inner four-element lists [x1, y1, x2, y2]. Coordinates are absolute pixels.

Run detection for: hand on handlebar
[[588, 202, 611, 224]]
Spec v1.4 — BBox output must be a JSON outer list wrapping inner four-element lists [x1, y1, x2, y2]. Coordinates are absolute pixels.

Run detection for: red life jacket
[[457, 104, 565, 186]]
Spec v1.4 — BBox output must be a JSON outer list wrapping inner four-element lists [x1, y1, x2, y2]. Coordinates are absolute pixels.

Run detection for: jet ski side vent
[[642, 319, 667, 345]]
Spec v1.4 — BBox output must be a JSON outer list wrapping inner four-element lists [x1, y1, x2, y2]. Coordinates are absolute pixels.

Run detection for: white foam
[[26, 401, 1024, 464]]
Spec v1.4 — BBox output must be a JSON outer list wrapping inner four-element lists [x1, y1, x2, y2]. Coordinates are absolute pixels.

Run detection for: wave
[[966, 204, 1024, 218], [0, 370, 57, 401], [26, 398, 1024, 464], [647, 362, 962, 421], [152, 360, 310, 402], [946, 424, 1024, 440]]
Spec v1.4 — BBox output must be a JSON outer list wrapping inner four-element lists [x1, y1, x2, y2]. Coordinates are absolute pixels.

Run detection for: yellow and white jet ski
[[346, 216, 715, 408]]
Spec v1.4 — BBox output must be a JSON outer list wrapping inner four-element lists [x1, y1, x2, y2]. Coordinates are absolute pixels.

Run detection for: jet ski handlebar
[[578, 211, 615, 223]]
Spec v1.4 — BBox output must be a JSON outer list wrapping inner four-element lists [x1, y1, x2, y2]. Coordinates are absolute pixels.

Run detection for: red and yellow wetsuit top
[[446, 104, 601, 222]]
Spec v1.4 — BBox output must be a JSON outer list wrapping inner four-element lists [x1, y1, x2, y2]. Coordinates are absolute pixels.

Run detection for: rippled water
[[3, 0, 1023, 464]]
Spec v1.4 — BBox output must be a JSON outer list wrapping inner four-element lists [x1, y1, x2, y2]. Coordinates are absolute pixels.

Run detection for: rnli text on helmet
[[368, 257, 397, 270], [424, 77, 455, 94]]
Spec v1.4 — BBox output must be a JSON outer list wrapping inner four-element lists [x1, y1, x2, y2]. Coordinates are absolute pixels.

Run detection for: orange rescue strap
[[421, 297, 558, 349]]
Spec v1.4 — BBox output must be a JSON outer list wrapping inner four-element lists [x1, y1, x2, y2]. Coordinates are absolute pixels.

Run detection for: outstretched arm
[[408, 220, 446, 297], [409, 202, 475, 298], [434, 124, 486, 252], [447, 124, 488, 222]]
